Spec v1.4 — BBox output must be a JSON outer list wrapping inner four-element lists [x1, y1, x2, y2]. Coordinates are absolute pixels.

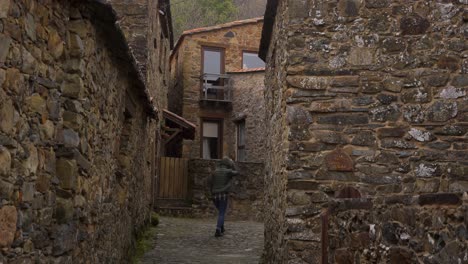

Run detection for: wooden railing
[[200, 73, 232, 102]]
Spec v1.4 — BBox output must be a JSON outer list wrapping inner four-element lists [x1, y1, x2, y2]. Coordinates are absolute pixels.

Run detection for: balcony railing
[[200, 73, 232, 102]]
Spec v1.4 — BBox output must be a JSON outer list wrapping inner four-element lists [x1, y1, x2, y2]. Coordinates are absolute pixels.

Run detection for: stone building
[[260, 0, 467, 263], [168, 18, 267, 163], [0, 0, 172, 263]]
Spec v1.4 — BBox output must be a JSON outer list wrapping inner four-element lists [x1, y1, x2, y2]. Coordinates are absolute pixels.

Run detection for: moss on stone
[[130, 224, 158, 264]]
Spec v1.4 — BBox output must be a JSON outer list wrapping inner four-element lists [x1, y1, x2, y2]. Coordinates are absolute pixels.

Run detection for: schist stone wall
[[189, 159, 264, 221], [262, 0, 468, 263], [0, 1, 161, 262], [226, 71, 267, 163]]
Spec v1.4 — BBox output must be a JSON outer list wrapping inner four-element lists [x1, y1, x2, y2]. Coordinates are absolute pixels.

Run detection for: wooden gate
[[157, 157, 189, 199]]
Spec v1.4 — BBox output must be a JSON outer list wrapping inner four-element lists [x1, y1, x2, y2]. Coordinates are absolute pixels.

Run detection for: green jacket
[[211, 167, 238, 194]]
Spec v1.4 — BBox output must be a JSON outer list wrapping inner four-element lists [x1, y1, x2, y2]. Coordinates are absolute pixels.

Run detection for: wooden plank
[[183, 159, 190, 200], [169, 157, 176, 197], [158, 157, 165, 198], [165, 157, 171, 198], [174, 158, 180, 198]]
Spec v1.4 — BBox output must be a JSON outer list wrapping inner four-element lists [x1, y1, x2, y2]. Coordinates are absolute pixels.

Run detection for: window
[[202, 120, 222, 159], [242, 51, 265, 69], [237, 120, 246, 161], [202, 47, 225, 99]]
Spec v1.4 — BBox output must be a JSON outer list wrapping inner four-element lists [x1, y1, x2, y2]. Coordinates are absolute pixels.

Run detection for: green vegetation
[[130, 213, 160, 264], [172, 0, 238, 39]]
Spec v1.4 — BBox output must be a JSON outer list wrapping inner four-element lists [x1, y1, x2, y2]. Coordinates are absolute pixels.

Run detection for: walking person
[[210, 157, 238, 237]]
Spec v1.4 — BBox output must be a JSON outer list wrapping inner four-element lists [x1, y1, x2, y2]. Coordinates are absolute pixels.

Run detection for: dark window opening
[[202, 47, 224, 99], [202, 120, 222, 159], [237, 120, 246, 161]]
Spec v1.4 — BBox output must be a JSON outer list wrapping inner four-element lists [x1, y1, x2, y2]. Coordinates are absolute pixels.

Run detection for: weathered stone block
[[26, 93, 46, 114], [427, 101, 458, 122], [365, 0, 389, 8], [56, 159, 78, 190], [317, 114, 368, 125], [418, 193, 460, 206], [0, 0, 10, 18], [370, 104, 400, 122], [353, 95, 374, 106], [421, 73, 449, 87], [287, 105, 313, 125], [63, 129, 80, 148], [330, 76, 360, 87], [0, 98, 15, 134], [325, 149, 354, 172], [22, 182, 35, 202], [0, 146, 11, 176], [437, 55, 460, 72], [23, 142, 39, 175], [415, 179, 439, 193], [21, 47, 37, 74], [286, 76, 328, 90], [439, 87, 466, 99], [376, 93, 397, 105], [383, 78, 403, 92], [0, 34, 12, 62], [0, 205, 17, 247], [452, 75, 468, 87], [347, 48, 376, 66], [400, 15, 430, 35], [382, 38, 405, 53], [381, 138, 416, 149], [36, 174, 50, 193], [313, 131, 348, 145], [388, 247, 416, 264], [0, 179, 13, 199], [402, 105, 426, 123], [51, 223, 76, 255], [351, 131, 376, 146], [309, 99, 352, 112], [338, 0, 361, 17], [408, 128, 434, 142], [63, 111, 83, 130], [48, 29, 64, 59], [401, 88, 432, 103], [61, 75, 84, 99], [25, 13, 36, 41], [68, 33, 84, 58]]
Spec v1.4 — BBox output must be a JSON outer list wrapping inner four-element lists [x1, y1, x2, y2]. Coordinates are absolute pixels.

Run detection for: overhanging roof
[[163, 110, 196, 139], [259, 0, 279, 61]]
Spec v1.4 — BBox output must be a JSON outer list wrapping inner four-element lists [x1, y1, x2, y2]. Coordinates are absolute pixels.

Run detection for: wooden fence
[[158, 157, 189, 200]]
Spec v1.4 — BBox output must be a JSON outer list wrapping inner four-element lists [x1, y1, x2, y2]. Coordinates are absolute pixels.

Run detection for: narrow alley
[[140, 217, 264, 264]]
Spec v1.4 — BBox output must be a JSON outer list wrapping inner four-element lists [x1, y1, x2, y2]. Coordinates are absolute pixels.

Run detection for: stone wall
[[189, 159, 264, 221], [226, 71, 267, 163], [0, 1, 162, 262], [262, 0, 468, 263], [169, 19, 264, 160]]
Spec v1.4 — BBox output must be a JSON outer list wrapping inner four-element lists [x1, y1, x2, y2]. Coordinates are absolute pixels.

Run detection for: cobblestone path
[[140, 217, 264, 264]]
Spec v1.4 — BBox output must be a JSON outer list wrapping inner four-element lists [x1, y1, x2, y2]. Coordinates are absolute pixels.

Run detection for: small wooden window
[[201, 119, 223, 159]]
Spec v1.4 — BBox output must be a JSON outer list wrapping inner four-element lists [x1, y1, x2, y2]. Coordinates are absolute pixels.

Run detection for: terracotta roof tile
[[182, 17, 264, 36], [228, 67, 265, 73]]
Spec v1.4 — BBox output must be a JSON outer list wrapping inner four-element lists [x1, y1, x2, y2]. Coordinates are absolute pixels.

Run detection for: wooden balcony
[[200, 73, 233, 103]]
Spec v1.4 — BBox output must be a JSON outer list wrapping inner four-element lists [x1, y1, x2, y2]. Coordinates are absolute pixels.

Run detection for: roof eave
[[259, 0, 279, 61]]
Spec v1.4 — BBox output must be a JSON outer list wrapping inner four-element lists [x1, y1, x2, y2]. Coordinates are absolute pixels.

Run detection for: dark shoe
[[215, 229, 223, 237], [221, 226, 225, 233]]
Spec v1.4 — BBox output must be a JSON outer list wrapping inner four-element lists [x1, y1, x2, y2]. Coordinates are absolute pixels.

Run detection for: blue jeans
[[213, 196, 228, 231]]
